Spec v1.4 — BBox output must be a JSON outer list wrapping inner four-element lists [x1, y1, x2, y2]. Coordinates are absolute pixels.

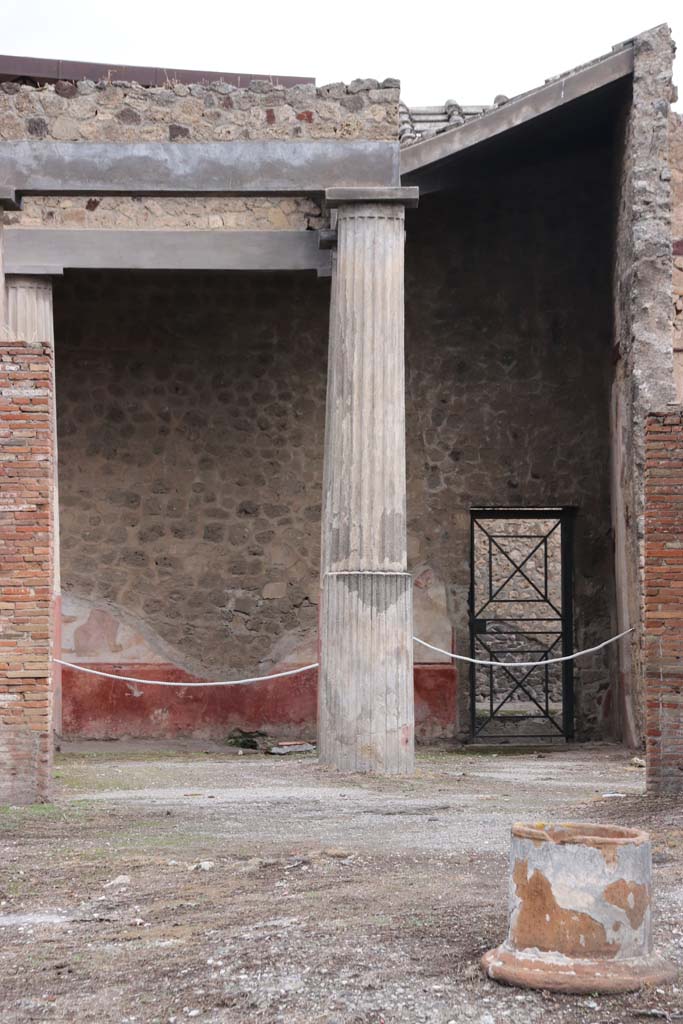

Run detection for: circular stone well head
[[481, 821, 675, 994]]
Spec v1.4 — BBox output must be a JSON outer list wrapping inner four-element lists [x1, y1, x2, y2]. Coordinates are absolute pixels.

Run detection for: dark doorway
[[469, 508, 574, 742]]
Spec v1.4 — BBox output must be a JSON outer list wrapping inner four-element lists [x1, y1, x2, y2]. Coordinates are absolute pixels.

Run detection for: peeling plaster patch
[[511, 858, 619, 959], [412, 564, 451, 663], [603, 879, 649, 930], [61, 594, 166, 665]]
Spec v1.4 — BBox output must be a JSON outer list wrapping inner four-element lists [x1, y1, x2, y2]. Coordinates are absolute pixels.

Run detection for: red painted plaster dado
[[61, 664, 457, 743]]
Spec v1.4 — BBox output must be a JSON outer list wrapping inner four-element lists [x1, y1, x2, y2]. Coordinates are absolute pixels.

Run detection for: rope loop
[[53, 628, 633, 687]]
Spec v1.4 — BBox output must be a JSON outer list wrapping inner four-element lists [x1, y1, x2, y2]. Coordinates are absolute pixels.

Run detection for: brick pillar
[[644, 412, 683, 795], [0, 276, 56, 804]]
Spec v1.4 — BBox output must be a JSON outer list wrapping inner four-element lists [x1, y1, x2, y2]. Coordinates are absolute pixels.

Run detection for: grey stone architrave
[[319, 188, 417, 774], [2, 228, 333, 276], [0, 140, 400, 205]]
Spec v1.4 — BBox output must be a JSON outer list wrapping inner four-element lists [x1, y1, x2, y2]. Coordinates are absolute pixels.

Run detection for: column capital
[[5, 275, 54, 347], [324, 186, 419, 209]]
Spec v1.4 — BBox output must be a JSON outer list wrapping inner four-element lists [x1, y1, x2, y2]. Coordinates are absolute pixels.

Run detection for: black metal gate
[[469, 508, 574, 741]]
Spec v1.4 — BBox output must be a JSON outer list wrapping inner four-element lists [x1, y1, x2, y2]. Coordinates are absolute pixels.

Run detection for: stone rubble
[[0, 76, 399, 143]]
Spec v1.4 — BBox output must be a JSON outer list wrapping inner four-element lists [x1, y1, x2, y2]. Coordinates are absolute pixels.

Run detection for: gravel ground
[[0, 743, 681, 1024]]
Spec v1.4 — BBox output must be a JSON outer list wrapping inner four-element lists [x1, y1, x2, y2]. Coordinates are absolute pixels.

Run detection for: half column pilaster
[[0, 275, 56, 804]]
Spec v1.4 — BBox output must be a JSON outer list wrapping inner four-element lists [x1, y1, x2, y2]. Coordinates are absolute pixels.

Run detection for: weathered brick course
[[0, 340, 54, 803], [644, 412, 683, 794]]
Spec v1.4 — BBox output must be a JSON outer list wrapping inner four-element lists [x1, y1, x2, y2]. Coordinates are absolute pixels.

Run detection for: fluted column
[[1, 276, 57, 804], [319, 188, 418, 774]]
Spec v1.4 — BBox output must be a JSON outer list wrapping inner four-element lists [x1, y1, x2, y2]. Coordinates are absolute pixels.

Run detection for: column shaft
[[323, 205, 407, 571], [319, 202, 414, 774], [0, 276, 56, 804]]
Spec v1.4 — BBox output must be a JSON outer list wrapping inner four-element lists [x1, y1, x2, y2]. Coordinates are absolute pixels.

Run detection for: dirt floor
[[1, 743, 682, 1024]]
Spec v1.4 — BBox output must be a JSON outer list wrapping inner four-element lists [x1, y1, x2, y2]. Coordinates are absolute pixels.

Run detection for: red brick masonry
[[62, 664, 457, 744], [0, 340, 54, 803], [644, 412, 683, 794]]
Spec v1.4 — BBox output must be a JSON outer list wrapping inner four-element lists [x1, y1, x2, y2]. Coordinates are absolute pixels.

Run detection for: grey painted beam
[[0, 140, 400, 201], [400, 48, 634, 175], [2, 228, 332, 275]]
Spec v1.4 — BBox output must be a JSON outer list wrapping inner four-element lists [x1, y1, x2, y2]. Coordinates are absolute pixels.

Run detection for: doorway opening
[[468, 508, 575, 742]]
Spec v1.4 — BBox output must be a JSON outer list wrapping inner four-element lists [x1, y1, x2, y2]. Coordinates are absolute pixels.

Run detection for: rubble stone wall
[[672, 112, 683, 401], [0, 77, 399, 142], [55, 270, 329, 680], [3, 196, 323, 232]]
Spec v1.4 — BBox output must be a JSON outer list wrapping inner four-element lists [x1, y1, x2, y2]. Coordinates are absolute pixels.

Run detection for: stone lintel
[[2, 228, 333, 276], [0, 140, 400, 198], [325, 186, 419, 208]]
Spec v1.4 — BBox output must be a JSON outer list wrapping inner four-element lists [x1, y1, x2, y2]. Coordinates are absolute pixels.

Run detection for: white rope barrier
[[413, 627, 634, 668], [53, 659, 319, 687], [54, 627, 633, 687]]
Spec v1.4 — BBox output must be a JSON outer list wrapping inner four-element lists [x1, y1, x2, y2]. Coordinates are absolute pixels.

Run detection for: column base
[[482, 945, 676, 995], [319, 571, 414, 774]]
